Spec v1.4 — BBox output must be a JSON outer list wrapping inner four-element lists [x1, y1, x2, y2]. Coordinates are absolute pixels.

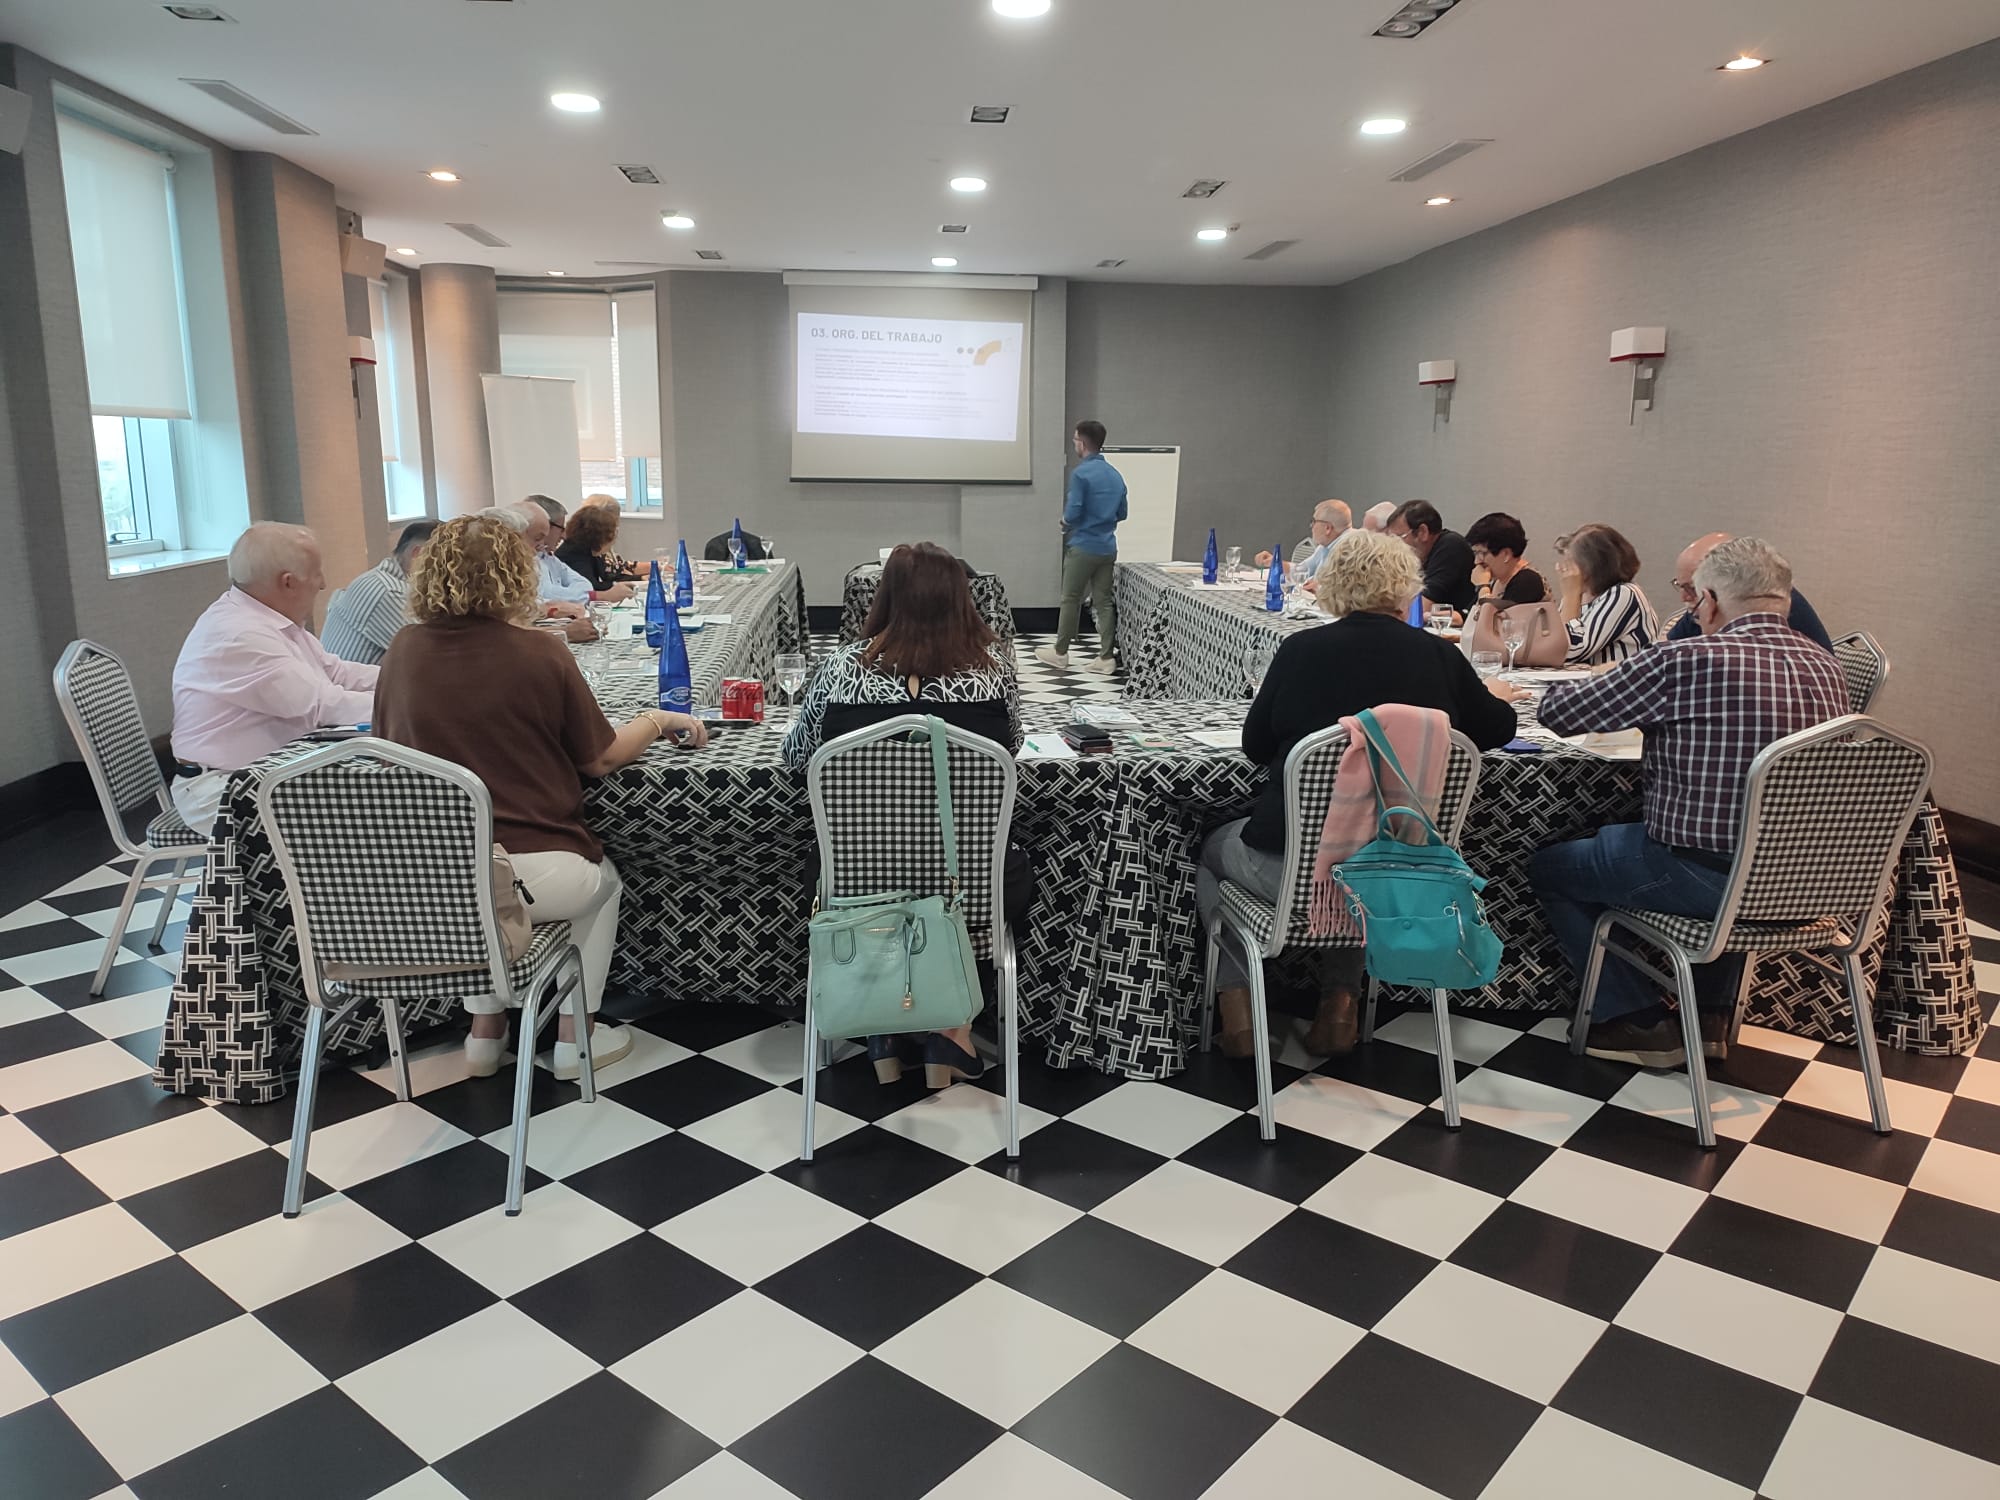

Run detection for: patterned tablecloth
[[839, 564, 1014, 646], [1117, 560, 1318, 701]]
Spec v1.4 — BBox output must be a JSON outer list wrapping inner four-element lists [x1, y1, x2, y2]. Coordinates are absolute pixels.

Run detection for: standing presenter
[[1037, 419, 1128, 676]]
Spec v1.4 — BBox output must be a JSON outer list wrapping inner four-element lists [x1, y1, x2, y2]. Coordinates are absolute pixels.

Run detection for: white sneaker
[[1082, 655, 1117, 676], [464, 1035, 505, 1078], [1033, 645, 1070, 670], [552, 1023, 634, 1081]]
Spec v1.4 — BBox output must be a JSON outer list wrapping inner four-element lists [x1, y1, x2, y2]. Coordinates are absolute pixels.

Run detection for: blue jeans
[[1529, 822, 1742, 1022]]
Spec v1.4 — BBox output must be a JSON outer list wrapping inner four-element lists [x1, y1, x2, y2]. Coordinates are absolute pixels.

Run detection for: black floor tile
[[1712, 1042, 1815, 1100], [1157, 1047, 1308, 1112], [1016, 1344, 1275, 1500], [257, 1244, 498, 1379], [0, 1011, 104, 1069], [16, 1075, 206, 1153], [562, 1131, 758, 1228], [43, 883, 143, 918], [210, 1069, 398, 1147], [132, 1386, 421, 1500], [436, 1370, 717, 1500], [1478, 1032, 1642, 1101], [771, 1126, 964, 1220], [977, 1119, 1168, 1210], [0, 813, 114, 913], [1751, 1103, 1931, 1185], [1448, 1202, 1661, 1321], [1669, 1197, 1876, 1309], [1881, 1189, 2000, 1283], [1311, 1035, 1470, 1106], [994, 1217, 1210, 1338], [979, 1054, 1130, 1116], [604, 1054, 773, 1129], [512, 1235, 740, 1366], [1553, 1326, 1801, 1489], [635, 1000, 788, 1052], [1176, 1114, 1363, 1204], [1288, 1334, 1542, 1500], [1560, 1103, 1745, 1191], [1225, 1207, 1437, 1328], [122, 1148, 334, 1252], [0, 1257, 240, 1393], [34, 957, 176, 1009], [0, 1156, 108, 1241], [737, 1357, 1001, 1500], [788, 1050, 935, 1122], [345, 1140, 549, 1240], [381, 1069, 576, 1141], [1810, 1318, 2000, 1466], [1814, 1037, 1971, 1093], [1373, 1112, 1556, 1198], [1934, 1095, 2000, 1154], [758, 1224, 980, 1349], [0, 917, 98, 961], [120, 920, 189, 961], [0, 1400, 121, 1500]]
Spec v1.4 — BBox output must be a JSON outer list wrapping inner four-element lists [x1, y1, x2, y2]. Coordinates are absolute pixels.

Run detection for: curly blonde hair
[[408, 516, 540, 624], [1314, 528, 1422, 618]]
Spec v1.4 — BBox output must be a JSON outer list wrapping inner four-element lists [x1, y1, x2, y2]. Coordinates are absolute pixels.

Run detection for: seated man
[[1528, 538, 1849, 1066], [322, 518, 439, 666], [1361, 501, 1396, 533], [478, 505, 596, 638], [170, 523, 379, 832], [1255, 499, 1351, 584], [1664, 532, 1832, 649], [1386, 499, 1477, 615], [532, 494, 634, 599]]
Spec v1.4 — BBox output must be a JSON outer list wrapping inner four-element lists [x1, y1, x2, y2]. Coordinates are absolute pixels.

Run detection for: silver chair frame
[[1568, 714, 1931, 1148], [800, 715, 1021, 1162], [1830, 631, 1890, 715], [258, 739, 591, 1217], [53, 640, 216, 995], [1201, 724, 1484, 1140]]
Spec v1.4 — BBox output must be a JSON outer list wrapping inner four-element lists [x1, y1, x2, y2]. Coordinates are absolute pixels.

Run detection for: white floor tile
[[1451, 1069, 1603, 1146], [1512, 1148, 1707, 1251], [57, 1315, 324, 1480], [1615, 1255, 1842, 1391], [1958, 1056, 2000, 1109], [584, 1024, 694, 1090], [1303, 1153, 1502, 1258], [0, 986, 61, 1028], [612, 1289, 860, 1446], [1965, 917, 1997, 941], [650, 1450, 803, 1498], [0, 938, 143, 987], [72, 898, 191, 940], [0, 1039, 153, 1113], [339, 1302, 597, 1464], [1734, 1024, 1824, 1060], [680, 1088, 862, 1171], [0, 1114, 56, 1174], [368, 1471, 471, 1500], [275, 1101, 471, 1190], [1761, 1397, 2000, 1500], [1481, 1408, 1752, 1500], [878, 1279, 1115, 1427], [356, 1037, 481, 1099], [656, 1173, 864, 1284], [1909, 1137, 2000, 1215], [1377, 1262, 1607, 1402], [873, 1083, 1056, 1164], [0, 900, 69, 931], [1783, 1060, 1952, 1137], [1849, 1246, 2000, 1365], [1201, 1420, 1450, 1499], [478, 1098, 669, 1179], [66, 988, 173, 1041], [1269, 1073, 1424, 1151], [925, 1434, 1126, 1499], [0, 1203, 170, 1321], [419, 1180, 640, 1297], [65, 1107, 265, 1199], [1130, 1269, 1364, 1414], [1374, 1010, 1525, 1066], [182, 1193, 408, 1310], [702, 1023, 812, 1086], [0, 1339, 43, 1420], [878, 1166, 1081, 1274], [50, 866, 134, 897], [1712, 1144, 1906, 1241], [1063, 1082, 1241, 1158], [1607, 1069, 1779, 1142], [1092, 1159, 1292, 1266]]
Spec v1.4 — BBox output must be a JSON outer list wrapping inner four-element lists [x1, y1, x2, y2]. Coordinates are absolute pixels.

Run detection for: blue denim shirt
[[538, 553, 591, 603], [1063, 453, 1128, 557]]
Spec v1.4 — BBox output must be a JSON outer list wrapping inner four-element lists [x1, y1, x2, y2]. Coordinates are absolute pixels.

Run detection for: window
[[369, 273, 428, 518], [93, 415, 183, 555]]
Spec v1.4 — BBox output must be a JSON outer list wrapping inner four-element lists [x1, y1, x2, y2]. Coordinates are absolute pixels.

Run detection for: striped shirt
[[1537, 614, 1849, 852], [321, 556, 412, 666], [1566, 581, 1661, 666]]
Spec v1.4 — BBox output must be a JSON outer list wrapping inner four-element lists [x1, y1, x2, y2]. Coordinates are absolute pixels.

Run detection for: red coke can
[[741, 680, 766, 723]]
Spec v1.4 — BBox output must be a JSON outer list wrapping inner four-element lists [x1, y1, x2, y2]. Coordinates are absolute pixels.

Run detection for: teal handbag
[[808, 717, 986, 1040], [1335, 710, 1504, 992]]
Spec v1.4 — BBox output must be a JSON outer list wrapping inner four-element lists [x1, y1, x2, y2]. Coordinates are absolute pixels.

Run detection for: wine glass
[[1224, 544, 1242, 583], [1243, 640, 1277, 695], [1427, 604, 1455, 636], [762, 534, 778, 561], [1499, 612, 1528, 674], [1471, 651, 1502, 682], [775, 652, 808, 717]]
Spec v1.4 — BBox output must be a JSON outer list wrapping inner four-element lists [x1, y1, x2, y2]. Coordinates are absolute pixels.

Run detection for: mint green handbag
[[808, 717, 986, 1040]]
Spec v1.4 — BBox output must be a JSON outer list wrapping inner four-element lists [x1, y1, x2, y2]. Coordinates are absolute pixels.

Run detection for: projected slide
[[796, 312, 1023, 444]]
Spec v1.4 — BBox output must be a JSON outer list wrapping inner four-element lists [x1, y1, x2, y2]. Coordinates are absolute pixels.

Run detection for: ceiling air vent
[[1181, 180, 1226, 199], [1095, 259, 1127, 269], [1389, 138, 1493, 182], [1373, 0, 1467, 39], [163, 5, 235, 19], [447, 221, 510, 248], [968, 104, 1010, 124], [940, 224, 968, 234], [180, 80, 316, 135], [595, 260, 669, 269], [1243, 239, 1300, 262], [614, 163, 660, 184], [694, 249, 725, 260]]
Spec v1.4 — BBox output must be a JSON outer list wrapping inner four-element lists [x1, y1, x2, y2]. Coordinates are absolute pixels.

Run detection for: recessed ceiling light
[[1359, 118, 1407, 136], [394, 246, 417, 255], [660, 212, 695, 229], [991, 0, 1051, 16], [931, 256, 958, 267], [547, 269, 565, 276], [550, 92, 601, 112], [949, 176, 987, 193], [1719, 55, 1768, 71], [425, 169, 460, 182], [1196, 227, 1229, 242], [1425, 196, 1453, 206]]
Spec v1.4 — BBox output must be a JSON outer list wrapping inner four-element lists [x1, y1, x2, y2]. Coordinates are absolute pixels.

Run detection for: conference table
[[840, 562, 1015, 646], [1117, 559, 1320, 700]]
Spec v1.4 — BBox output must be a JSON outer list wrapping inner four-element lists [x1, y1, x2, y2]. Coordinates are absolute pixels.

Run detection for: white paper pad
[[1019, 733, 1079, 760], [1560, 729, 1644, 761], [1184, 727, 1245, 750], [1508, 668, 1595, 683]]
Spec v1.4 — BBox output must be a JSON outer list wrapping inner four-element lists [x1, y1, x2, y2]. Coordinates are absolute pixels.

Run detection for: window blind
[[611, 288, 661, 457], [498, 291, 616, 461], [367, 278, 398, 461]]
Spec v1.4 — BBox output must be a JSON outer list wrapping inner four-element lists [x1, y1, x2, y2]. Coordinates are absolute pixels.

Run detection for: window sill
[[387, 512, 429, 525], [106, 547, 228, 580]]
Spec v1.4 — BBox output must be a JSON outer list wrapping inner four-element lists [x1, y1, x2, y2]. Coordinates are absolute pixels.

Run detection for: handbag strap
[[926, 715, 961, 895], [1352, 709, 1447, 848]]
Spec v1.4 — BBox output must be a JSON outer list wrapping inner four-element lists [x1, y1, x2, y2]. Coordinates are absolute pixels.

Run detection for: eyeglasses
[[1673, 579, 1698, 600]]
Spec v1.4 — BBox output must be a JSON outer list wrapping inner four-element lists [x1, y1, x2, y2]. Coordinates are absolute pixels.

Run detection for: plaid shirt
[[1537, 614, 1849, 852]]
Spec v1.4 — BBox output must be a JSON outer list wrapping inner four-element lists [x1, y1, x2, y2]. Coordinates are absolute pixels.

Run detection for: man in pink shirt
[[170, 523, 378, 831]]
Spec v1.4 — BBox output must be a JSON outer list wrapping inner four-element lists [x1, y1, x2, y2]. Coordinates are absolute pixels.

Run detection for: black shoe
[[923, 1032, 984, 1089], [1584, 1015, 1688, 1068], [1698, 1011, 1729, 1063], [867, 1034, 918, 1085]]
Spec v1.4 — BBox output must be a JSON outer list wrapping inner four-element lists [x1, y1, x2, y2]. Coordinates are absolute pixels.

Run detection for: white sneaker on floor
[[552, 1023, 634, 1081], [1033, 645, 1071, 670], [464, 1035, 505, 1078], [1082, 655, 1117, 676]]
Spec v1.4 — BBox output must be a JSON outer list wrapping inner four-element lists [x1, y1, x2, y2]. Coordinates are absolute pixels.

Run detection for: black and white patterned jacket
[[780, 640, 1024, 769]]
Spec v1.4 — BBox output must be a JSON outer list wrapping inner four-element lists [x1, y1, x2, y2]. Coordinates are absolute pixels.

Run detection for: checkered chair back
[[1830, 631, 1889, 715], [54, 640, 170, 820], [256, 739, 508, 990], [1268, 722, 1484, 951], [808, 715, 1016, 961], [1722, 715, 1931, 932]]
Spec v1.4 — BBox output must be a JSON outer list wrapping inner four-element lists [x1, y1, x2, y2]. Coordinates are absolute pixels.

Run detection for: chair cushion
[[1217, 880, 1362, 954], [324, 920, 577, 1004], [1614, 908, 1847, 953], [145, 804, 210, 849]]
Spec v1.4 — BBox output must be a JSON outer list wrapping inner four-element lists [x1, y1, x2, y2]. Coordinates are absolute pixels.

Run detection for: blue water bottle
[[657, 606, 692, 713], [1202, 528, 1218, 585], [1265, 546, 1285, 613], [673, 540, 695, 610], [730, 516, 746, 569], [644, 560, 668, 648], [1407, 594, 1425, 629]]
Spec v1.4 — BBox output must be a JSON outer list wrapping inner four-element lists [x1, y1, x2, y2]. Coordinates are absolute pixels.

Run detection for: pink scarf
[[1308, 706, 1452, 937]]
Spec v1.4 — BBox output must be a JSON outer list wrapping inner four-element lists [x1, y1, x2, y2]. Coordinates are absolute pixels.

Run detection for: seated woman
[[373, 515, 708, 1081], [1557, 524, 1659, 665], [1466, 511, 1548, 605], [554, 501, 629, 596], [580, 494, 644, 580], [1197, 529, 1518, 1058], [783, 542, 1025, 1088]]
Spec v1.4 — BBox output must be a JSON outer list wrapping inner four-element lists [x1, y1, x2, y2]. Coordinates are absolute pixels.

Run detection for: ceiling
[[4, 0, 1997, 286]]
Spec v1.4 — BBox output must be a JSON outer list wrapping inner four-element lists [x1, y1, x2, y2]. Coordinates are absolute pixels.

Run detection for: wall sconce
[[1609, 327, 1665, 424], [1418, 360, 1456, 429]]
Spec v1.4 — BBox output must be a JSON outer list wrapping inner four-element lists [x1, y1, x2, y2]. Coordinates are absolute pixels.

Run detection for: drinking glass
[[775, 652, 808, 717], [1427, 604, 1455, 635], [728, 536, 747, 569], [1471, 650, 1502, 681], [1500, 614, 1528, 673], [1243, 640, 1277, 694], [762, 534, 778, 561], [1224, 544, 1242, 583]]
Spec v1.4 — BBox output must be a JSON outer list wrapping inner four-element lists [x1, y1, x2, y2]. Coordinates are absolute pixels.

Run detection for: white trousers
[[465, 851, 622, 1016], [171, 770, 229, 836]]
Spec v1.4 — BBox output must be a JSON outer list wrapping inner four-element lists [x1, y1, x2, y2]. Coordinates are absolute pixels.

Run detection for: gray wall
[[1067, 283, 1338, 561], [1321, 40, 2000, 821]]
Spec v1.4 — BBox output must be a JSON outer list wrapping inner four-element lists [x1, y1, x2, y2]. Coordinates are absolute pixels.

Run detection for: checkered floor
[[3, 824, 1999, 1495]]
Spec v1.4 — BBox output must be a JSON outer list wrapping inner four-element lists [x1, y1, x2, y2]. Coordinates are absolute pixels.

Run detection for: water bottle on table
[[645, 560, 669, 648], [1202, 528, 1219, 585], [673, 540, 695, 610], [729, 517, 747, 570], [657, 607, 692, 714], [1265, 546, 1285, 613]]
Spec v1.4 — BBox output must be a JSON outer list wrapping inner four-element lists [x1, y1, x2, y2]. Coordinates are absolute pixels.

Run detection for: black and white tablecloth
[[839, 564, 1015, 646], [1117, 560, 1318, 701]]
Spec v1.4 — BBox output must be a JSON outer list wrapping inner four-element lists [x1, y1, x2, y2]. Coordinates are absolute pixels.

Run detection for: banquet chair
[[1201, 724, 1484, 1140], [1830, 631, 1890, 715], [1568, 714, 1930, 1148], [801, 714, 1021, 1161], [52, 640, 215, 995], [704, 530, 772, 562], [257, 739, 592, 1217]]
